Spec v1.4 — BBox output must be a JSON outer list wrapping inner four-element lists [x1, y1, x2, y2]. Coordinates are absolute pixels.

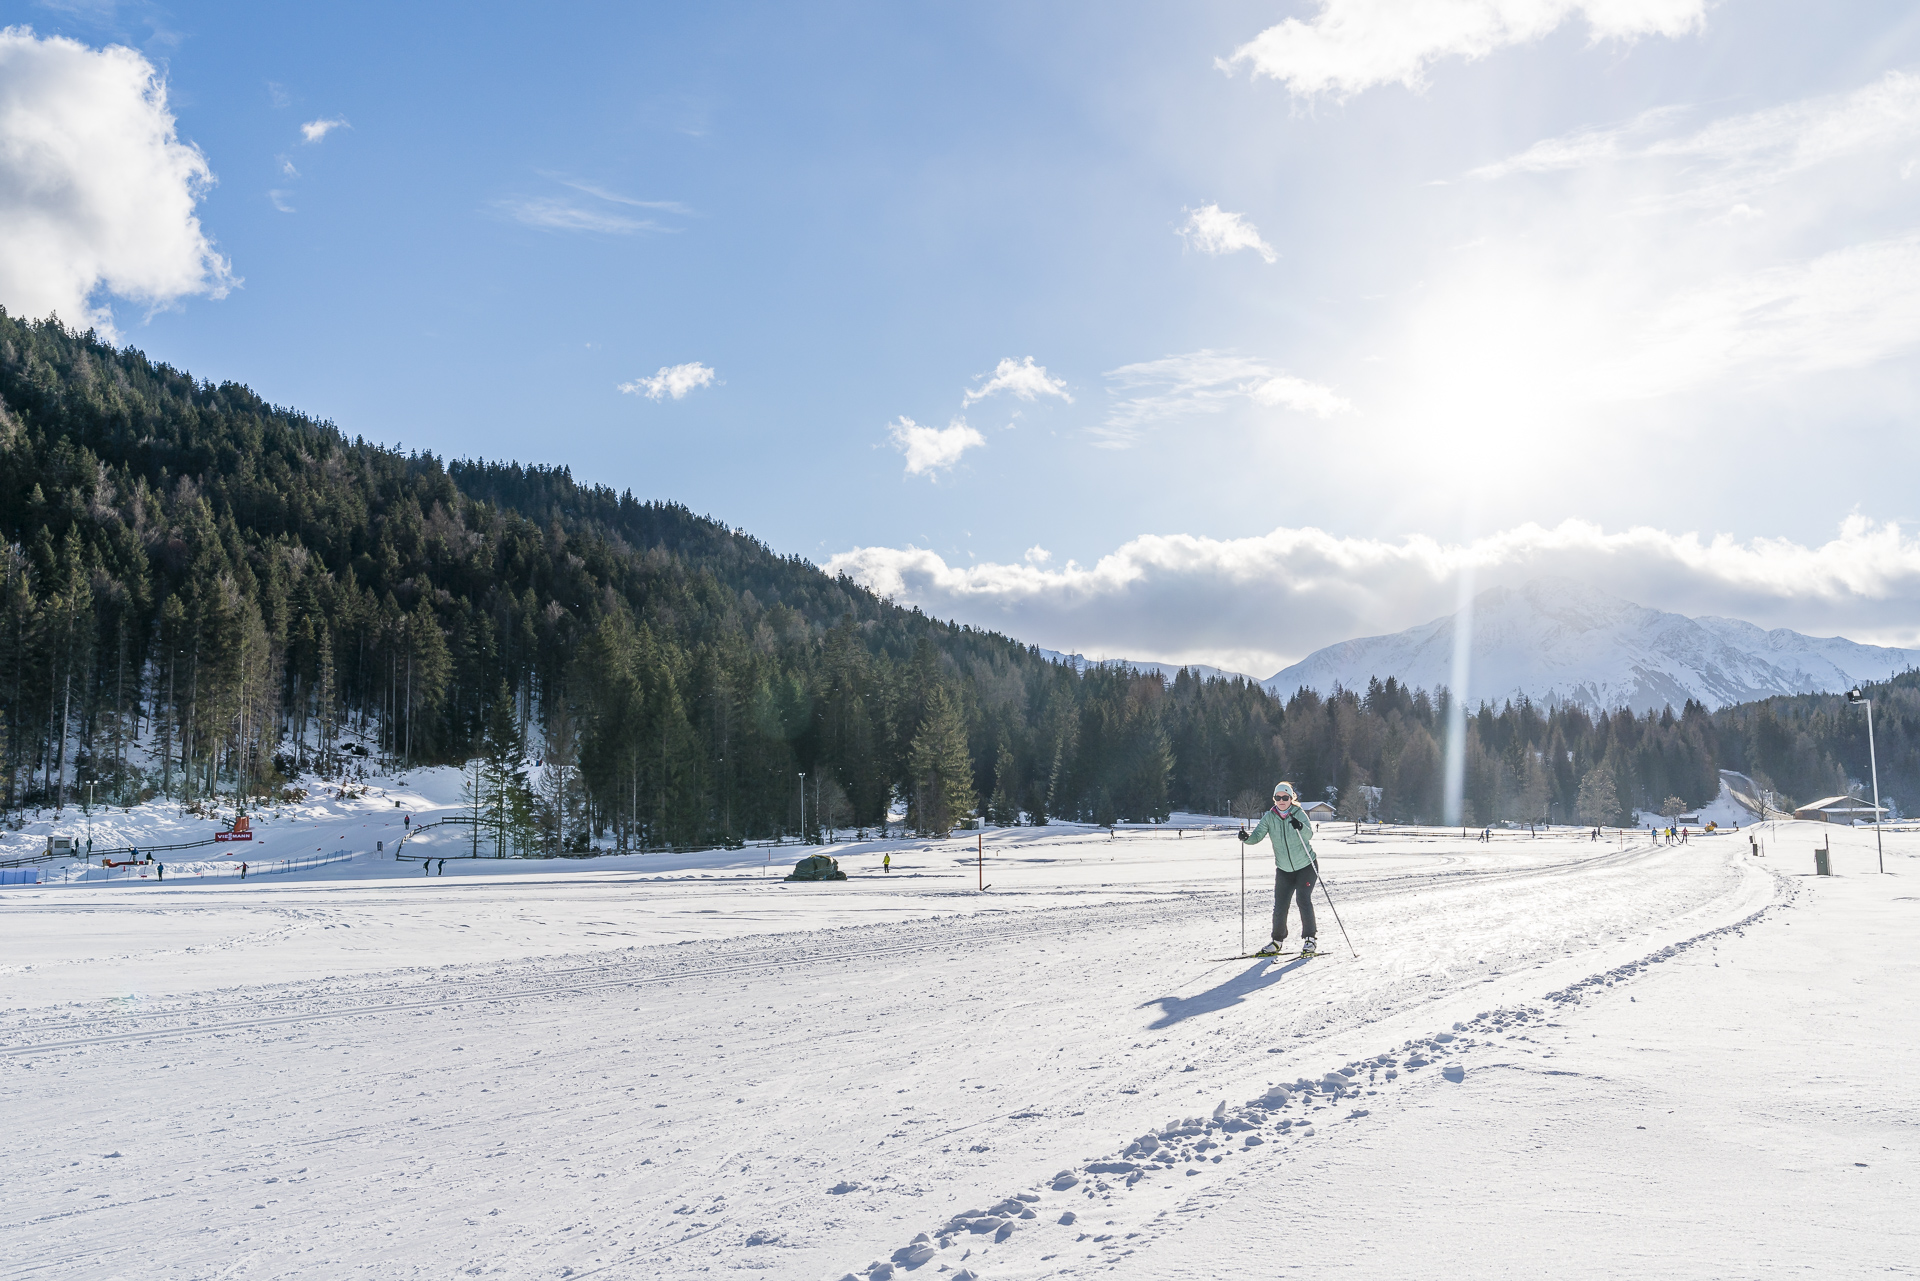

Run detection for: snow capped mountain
[[1263, 578, 1919, 713]]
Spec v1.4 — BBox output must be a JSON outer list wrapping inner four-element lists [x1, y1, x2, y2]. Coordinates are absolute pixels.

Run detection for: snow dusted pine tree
[[1577, 764, 1623, 827]]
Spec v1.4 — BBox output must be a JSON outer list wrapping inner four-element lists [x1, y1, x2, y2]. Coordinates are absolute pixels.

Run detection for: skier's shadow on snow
[[1139, 958, 1313, 1029]]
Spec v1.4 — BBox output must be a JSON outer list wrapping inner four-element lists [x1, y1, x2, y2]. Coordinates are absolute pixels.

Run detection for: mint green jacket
[[1244, 804, 1317, 872]]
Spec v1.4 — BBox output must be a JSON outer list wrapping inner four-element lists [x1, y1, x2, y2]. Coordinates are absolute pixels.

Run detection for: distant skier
[[883, 853, 891, 874], [1239, 782, 1318, 957]]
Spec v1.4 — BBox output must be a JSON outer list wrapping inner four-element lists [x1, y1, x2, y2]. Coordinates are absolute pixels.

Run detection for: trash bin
[[1815, 845, 1831, 876]]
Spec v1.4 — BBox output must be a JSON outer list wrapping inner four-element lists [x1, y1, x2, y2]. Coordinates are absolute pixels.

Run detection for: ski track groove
[[2, 838, 1659, 1057], [0, 834, 1762, 1281], [840, 855, 1788, 1281]]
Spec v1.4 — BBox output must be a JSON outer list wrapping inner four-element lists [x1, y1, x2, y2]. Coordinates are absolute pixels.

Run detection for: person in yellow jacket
[[1238, 781, 1319, 956]]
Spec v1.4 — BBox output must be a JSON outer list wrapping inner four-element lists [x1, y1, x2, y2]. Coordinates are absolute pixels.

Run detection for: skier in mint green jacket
[[1239, 781, 1318, 956]]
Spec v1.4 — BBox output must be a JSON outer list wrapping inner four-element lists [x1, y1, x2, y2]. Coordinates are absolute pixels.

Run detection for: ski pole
[[1238, 806, 1247, 956], [1309, 854, 1358, 958]]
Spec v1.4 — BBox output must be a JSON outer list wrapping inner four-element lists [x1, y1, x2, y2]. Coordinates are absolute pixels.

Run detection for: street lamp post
[[1846, 687, 1885, 875], [798, 772, 806, 846]]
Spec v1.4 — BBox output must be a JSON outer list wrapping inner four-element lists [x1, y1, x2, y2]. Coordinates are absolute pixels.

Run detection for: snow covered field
[[1, 782, 1914, 1279]]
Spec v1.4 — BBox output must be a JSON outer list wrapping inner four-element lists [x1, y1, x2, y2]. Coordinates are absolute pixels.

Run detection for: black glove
[[1237, 831, 1250, 842], [1289, 816, 1304, 831]]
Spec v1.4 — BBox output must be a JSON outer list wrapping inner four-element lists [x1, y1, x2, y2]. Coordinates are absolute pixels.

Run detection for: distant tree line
[[1236, 676, 1723, 828], [1233, 668, 1917, 826], [0, 314, 1910, 848]]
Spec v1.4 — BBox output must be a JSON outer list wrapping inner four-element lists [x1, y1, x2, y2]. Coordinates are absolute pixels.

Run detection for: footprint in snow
[[849, 928, 1772, 1281]]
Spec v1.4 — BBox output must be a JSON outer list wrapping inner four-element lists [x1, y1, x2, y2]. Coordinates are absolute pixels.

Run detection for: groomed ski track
[[0, 825, 1784, 1278], [3, 833, 1672, 1055]]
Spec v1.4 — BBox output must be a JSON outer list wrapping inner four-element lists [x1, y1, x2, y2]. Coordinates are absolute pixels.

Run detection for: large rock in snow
[[783, 854, 848, 882]]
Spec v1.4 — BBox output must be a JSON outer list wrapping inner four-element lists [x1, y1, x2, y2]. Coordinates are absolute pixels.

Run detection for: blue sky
[[7, 1, 1920, 673]]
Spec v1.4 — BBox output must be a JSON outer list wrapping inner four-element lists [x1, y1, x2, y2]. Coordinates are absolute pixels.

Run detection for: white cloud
[[618, 362, 716, 401], [1249, 373, 1355, 416], [1098, 350, 1351, 446], [268, 190, 295, 214], [0, 27, 234, 336], [826, 516, 1920, 677], [495, 196, 671, 235], [300, 116, 348, 143], [493, 179, 689, 236], [552, 178, 693, 216], [1177, 203, 1277, 263], [1415, 72, 1920, 419], [1473, 71, 1920, 213], [1221, 0, 1707, 99], [1466, 105, 1685, 180], [1604, 230, 1920, 399], [962, 356, 1072, 405], [888, 416, 985, 476]]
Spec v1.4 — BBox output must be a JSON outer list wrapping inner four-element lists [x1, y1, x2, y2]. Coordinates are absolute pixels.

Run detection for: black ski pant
[[1272, 863, 1317, 942]]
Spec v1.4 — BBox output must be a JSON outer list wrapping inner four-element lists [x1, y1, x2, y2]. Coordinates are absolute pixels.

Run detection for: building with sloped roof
[[1792, 795, 1888, 823]]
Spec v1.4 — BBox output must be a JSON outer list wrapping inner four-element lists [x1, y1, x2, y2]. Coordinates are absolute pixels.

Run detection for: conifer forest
[[1, 313, 1913, 849]]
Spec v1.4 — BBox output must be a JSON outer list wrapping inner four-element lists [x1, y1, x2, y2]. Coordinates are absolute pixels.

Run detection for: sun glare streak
[[1443, 563, 1475, 827]]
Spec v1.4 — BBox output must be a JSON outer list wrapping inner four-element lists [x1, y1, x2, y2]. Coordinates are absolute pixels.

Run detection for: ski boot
[[1299, 937, 1318, 957], [1253, 939, 1284, 957]]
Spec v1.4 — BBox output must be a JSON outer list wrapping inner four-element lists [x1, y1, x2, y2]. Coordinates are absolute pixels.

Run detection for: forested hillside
[[0, 313, 1910, 848], [0, 313, 1278, 846], [1709, 673, 1919, 816]]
